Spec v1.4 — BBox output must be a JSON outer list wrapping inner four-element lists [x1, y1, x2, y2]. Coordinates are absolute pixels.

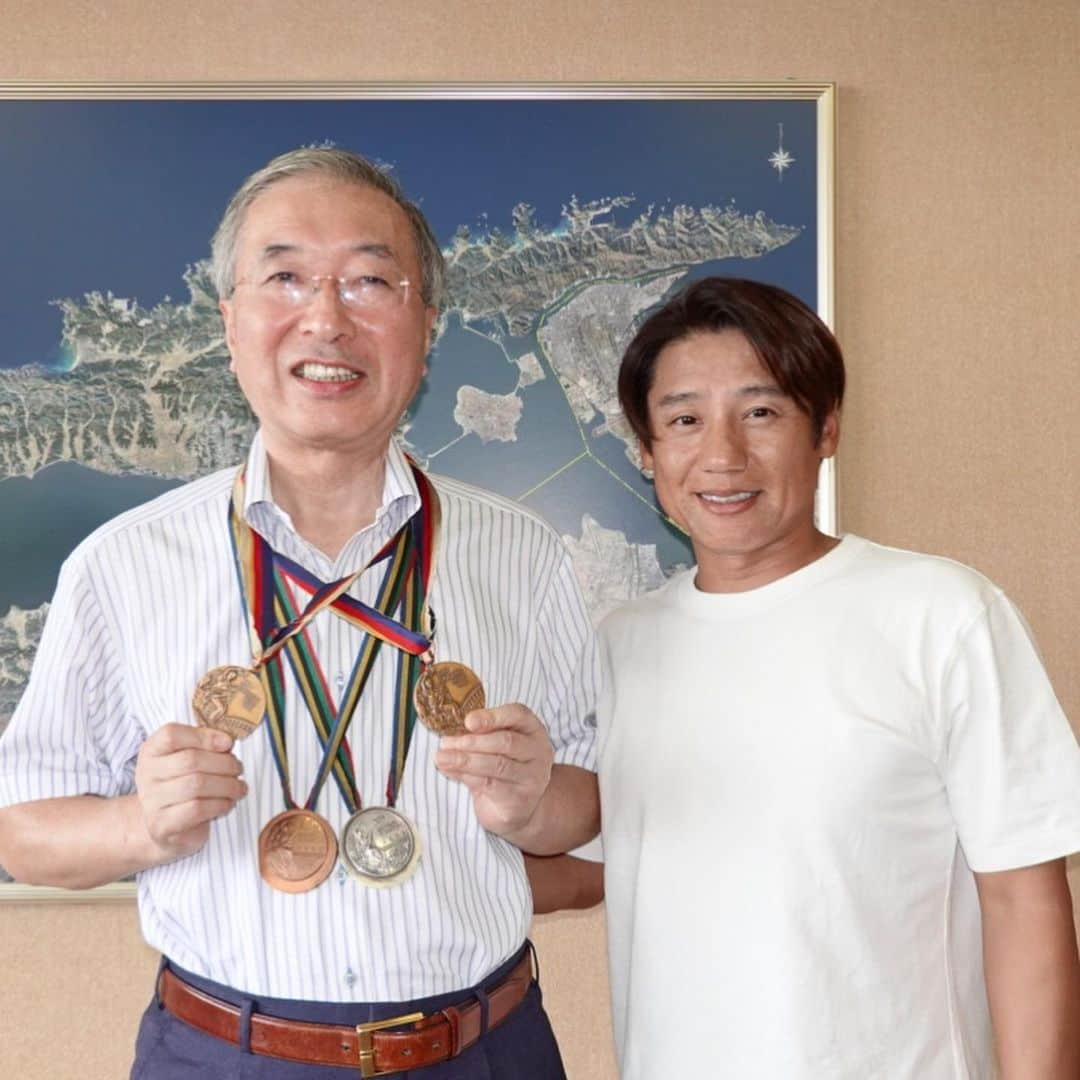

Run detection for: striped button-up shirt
[[0, 433, 598, 1001]]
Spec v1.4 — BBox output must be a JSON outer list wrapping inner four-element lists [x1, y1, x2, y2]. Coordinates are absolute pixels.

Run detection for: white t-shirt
[[597, 535, 1080, 1079]]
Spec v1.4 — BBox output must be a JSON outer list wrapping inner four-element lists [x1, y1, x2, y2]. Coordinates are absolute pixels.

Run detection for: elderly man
[[0, 148, 599, 1078], [596, 276, 1080, 1077]]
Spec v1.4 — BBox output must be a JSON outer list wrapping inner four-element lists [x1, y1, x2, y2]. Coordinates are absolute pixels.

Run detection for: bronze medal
[[341, 807, 421, 888], [413, 661, 486, 736], [258, 809, 338, 893], [192, 664, 266, 740]]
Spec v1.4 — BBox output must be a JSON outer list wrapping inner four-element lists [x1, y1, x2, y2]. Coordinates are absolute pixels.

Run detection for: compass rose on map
[[768, 123, 795, 180]]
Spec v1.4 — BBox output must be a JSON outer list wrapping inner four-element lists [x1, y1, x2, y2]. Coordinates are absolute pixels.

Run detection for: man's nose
[[700, 420, 748, 471], [297, 280, 355, 338]]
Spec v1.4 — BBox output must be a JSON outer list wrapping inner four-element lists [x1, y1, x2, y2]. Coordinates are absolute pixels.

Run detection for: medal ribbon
[[273, 553, 431, 656], [272, 466, 436, 809], [274, 527, 412, 812], [230, 467, 437, 659], [270, 463, 441, 653], [228, 469, 390, 668], [228, 476, 400, 810], [227, 462, 440, 814], [388, 558, 427, 805]]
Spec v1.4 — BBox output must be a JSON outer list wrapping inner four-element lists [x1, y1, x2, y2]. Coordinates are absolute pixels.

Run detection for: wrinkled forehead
[[236, 176, 419, 274]]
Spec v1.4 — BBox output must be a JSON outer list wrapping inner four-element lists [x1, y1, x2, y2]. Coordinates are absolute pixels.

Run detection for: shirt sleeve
[[941, 591, 1080, 872], [533, 545, 599, 774], [0, 549, 143, 807]]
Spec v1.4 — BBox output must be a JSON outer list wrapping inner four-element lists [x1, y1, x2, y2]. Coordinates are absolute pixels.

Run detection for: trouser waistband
[[156, 944, 535, 1076]]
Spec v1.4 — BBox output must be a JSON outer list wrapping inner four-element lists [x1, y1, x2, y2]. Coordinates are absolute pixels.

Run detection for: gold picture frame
[[0, 80, 836, 901]]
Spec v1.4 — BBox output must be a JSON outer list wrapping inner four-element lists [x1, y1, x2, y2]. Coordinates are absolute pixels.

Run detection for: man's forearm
[[0, 794, 159, 889], [506, 764, 599, 855], [525, 853, 604, 914], [977, 859, 1080, 1080]]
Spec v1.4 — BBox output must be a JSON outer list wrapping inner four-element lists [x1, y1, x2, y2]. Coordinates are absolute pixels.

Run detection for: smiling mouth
[[699, 491, 758, 505], [292, 361, 362, 384]]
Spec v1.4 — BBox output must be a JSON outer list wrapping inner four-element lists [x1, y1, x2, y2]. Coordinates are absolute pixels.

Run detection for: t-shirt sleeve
[[534, 545, 599, 774], [0, 551, 143, 807], [941, 591, 1080, 872], [568, 834, 604, 863]]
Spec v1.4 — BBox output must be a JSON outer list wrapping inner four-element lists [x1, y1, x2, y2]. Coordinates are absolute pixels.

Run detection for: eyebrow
[[738, 384, 787, 398], [257, 242, 397, 263], [653, 384, 788, 408]]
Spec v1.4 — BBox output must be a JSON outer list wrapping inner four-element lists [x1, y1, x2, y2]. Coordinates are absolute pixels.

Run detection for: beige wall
[[2, 1, 1077, 1076]]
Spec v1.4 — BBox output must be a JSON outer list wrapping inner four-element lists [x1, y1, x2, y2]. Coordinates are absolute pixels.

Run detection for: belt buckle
[[356, 1010, 425, 1078]]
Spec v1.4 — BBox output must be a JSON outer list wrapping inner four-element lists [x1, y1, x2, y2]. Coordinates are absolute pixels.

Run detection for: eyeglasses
[[233, 261, 412, 314]]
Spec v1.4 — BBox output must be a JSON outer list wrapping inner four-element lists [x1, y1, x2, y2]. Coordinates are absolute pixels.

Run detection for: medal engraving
[[414, 661, 486, 736], [341, 807, 421, 887], [258, 809, 338, 893], [193, 665, 266, 740]]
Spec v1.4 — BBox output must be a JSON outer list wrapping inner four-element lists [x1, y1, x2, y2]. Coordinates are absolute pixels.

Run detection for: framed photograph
[[0, 81, 836, 899]]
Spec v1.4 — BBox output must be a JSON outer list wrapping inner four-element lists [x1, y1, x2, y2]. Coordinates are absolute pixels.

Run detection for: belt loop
[[474, 986, 491, 1036], [526, 940, 542, 1005], [154, 957, 168, 1010], [238, 998, 254, 1054]]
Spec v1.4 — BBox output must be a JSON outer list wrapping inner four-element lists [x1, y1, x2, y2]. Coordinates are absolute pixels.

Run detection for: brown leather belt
[[157, 951, 533, 1077]]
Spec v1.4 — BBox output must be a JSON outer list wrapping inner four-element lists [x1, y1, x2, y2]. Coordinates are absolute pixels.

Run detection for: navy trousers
[[130, 944, 567, 1079]]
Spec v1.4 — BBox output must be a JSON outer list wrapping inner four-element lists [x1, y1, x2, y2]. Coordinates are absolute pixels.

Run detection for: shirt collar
[[241, 429, 421, 567]]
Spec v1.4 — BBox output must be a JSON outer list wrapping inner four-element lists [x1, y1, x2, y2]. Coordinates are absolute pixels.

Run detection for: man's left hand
[[434, 703, 553, 841]]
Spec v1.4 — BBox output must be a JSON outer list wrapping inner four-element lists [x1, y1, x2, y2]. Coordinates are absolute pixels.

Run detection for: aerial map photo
[[0, 93, 822, 743]]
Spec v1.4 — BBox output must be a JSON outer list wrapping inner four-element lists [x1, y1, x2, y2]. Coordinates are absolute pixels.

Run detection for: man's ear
[[640, 440, 654, 477], [817, 409, 840, 459], [424, 305, 439, 353], [219, 299, 238, 373]]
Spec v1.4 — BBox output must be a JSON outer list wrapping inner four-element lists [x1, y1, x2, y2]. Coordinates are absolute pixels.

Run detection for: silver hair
[[209, 146, 445, 309]]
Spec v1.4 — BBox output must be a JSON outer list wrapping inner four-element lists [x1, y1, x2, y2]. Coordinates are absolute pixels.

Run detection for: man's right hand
[[0, 723, 247, 888], [134, 723, 247, 864]]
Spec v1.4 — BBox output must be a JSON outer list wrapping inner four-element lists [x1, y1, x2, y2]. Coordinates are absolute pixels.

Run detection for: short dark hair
[[618, 277, 845, 448]]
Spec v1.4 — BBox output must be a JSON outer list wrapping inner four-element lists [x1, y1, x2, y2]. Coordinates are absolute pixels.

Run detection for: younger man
[[598, 276, 1080, 1078]]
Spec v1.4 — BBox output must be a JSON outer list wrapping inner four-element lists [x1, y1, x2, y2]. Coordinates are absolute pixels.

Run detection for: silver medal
[[341, 806, 422, 887]]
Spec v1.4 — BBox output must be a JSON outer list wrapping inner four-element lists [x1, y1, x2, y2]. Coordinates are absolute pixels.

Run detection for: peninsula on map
[[0, 265, 253, 482], [538, 272, 684, 466], [445, 196, 800, 335]]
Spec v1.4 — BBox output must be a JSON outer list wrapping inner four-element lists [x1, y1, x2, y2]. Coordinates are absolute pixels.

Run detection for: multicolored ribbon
[[226, 462, 440, 815]]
